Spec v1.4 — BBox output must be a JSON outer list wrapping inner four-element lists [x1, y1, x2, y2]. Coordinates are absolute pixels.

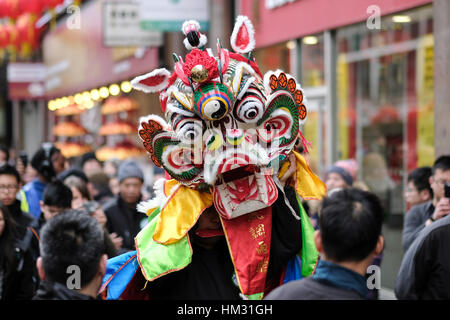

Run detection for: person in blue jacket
[[20, 143, 66, 220]]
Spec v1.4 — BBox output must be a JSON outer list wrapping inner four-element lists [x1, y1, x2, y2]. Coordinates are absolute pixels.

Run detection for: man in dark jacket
[[402, 156, 450, 251], [104, 160, 147, 253], [33, 210, 107, 300], [395, 214, 450, 300], [265, 188, 384, 300]]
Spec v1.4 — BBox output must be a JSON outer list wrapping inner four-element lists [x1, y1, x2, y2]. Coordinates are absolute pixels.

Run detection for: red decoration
[[183, 48, 219, 83], [3, 0, 20, 20], [0, 24, 9, 48], [20, 0, 45, 16], [44, 0, 64, 10]]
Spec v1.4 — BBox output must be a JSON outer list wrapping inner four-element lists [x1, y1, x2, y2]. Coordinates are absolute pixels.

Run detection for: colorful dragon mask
[[132, 16, 308, 220]]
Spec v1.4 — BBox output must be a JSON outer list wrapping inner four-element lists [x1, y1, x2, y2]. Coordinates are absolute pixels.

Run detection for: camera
[[82, 201, 100, 215], [445, 182, 450, 199]]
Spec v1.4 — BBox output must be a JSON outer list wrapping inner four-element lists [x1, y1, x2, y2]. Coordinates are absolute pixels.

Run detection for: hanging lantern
[[44, 0, 64, 10], [0, 24, 9, 49], [16, 13, 41, 58], [20, 0, 45, 16], [3, 0, 20, 20], [0, 1, 6, 19]]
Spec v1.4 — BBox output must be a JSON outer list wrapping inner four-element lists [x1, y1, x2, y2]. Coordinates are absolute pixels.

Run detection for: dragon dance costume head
[[102, 16, 326, 300]]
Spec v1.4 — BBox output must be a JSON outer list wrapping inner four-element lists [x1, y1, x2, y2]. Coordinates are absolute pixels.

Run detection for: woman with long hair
[[0, 201, 35, 299]]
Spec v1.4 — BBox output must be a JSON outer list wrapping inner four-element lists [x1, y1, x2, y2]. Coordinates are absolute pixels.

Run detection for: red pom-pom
[[183, 48, 219, 83]]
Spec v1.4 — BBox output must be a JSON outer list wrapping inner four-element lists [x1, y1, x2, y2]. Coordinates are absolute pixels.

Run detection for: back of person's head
[[319, 188, 383, 262], [43, 180, 73, 209], [407, 166, 433, 195], [57, 168, 88, 184], [88, 171, 113, 199], [432, 155, 450, 175], [0, 164, 21, 184], [64, 175, 91, 200], [31, 143, 60, 181], [39, 210, 105, 287]]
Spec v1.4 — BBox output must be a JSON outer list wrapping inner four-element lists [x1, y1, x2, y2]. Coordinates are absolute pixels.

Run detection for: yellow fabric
[[153, 182, 213, 245], [278, 151, 327, 200]]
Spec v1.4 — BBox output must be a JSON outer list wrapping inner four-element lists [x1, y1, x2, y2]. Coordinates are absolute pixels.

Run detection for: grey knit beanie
[[117, 160, 144, 183]]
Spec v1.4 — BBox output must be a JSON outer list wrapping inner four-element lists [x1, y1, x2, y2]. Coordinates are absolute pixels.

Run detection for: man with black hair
[[33, 210, 107, 300], [0, 165, 36, 234], [20, 144, 66, 219], [405, 166, 433, 209], [402, 156, 450, 252], [265, 188, 384, 300], [396, 155, 450, 299], [38, 180, 73, 232]]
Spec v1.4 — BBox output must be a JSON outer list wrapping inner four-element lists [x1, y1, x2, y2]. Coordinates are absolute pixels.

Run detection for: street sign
[[103, 1, 163, 47], [138, 0, 209, 32]]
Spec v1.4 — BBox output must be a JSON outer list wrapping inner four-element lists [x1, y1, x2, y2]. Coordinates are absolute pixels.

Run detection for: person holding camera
[[402, 155, 450, 252], [19, 143, 66, 220], [395, 155, 450, 300]]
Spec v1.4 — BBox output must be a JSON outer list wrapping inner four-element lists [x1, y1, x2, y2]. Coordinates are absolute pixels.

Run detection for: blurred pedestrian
[[33, 210, 107, 300], [104, 160, 147, 253], [63, 175, 119, 258], [0, 165, 39, 265], [0, 202, 36, 299], [402, 156, 450, 252], [103, 158, 120, 178], [0, 145, 10, 167], [404, 166, 433, 210], [38, 180, 73, 233], [19, 143, 66, 220], [81, 152, 102, 176], [396, 207, 450, 298], [265, 188, 384, 300], [87, 171, 114, 206]]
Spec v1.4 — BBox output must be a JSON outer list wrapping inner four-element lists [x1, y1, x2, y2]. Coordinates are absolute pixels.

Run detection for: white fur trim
[[137, 178, 167, 214], [182, 20, 201, 35], [230, 15, 256, 54], [183, 33, 208, 50], [131, 69, 171, 93]]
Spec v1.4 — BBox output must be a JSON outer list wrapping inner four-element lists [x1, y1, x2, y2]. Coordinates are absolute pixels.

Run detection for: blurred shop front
[[239, 0, 434, 290], [42, 0, 163, 185]]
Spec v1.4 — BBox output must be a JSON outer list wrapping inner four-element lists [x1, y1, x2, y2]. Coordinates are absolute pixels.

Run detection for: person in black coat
[[104, 160, 147, 254], [0, 202, 36, 300]]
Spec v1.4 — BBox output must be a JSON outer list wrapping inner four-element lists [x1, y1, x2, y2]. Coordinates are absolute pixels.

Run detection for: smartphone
[[445, 182, 450, 199]]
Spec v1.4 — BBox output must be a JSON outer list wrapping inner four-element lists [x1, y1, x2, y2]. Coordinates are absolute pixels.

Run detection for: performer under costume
[[100, 16, 326, 300]]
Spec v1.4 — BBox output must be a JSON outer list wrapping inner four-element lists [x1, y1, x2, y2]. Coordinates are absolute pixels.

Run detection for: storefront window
[[301, 34, 324, 87], [253, 41, 290, 74], [300, 34, 325, 176], [336, 5, 434, 220]]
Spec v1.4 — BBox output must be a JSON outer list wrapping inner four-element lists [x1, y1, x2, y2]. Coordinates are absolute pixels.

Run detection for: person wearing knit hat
[[325, 165, 353, 194], [104, 160, 147, 254], [117, 160, 144, 184]]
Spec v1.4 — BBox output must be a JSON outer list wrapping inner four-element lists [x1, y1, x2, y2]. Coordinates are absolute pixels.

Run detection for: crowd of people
[[0, 142, 449, 300]]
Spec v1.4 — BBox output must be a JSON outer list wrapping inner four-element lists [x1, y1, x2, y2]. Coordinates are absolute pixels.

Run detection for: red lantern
[[44, 0, 64, 10], [0, 24, 10, 49], [0, 1, 6, 19], [3, 0, 20, 20], [16, 13, 38, 56], [20, 0, 45, 16]]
